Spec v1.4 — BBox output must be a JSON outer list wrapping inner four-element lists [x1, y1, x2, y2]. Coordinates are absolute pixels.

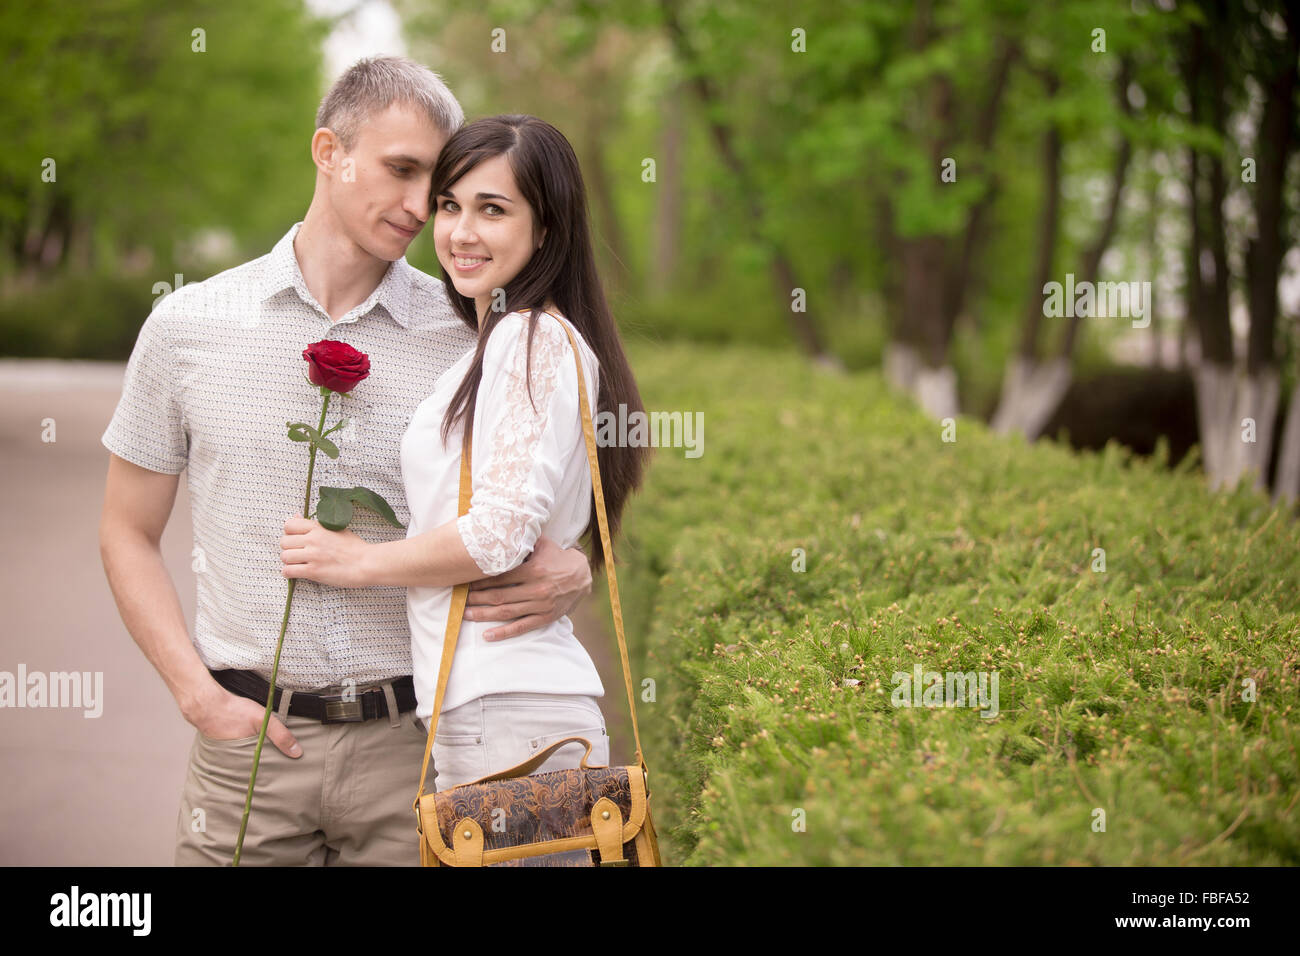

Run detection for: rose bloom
[[302, 340, 370, 393]]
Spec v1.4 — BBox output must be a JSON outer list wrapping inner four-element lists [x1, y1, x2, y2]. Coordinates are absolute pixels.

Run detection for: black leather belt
[[210, 668, 416, 723]]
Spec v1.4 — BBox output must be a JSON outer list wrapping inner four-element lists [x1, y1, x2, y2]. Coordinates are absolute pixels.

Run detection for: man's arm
[[100, 453, 301, 756], [354, 527, 595, 640], [463, 536, 593, 641]]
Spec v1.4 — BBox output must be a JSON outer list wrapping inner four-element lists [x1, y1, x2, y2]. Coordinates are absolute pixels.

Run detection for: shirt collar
[[262, 221, 417, 329]]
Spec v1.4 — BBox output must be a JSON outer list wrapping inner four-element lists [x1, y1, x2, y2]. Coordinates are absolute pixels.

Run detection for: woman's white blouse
[[400, 309, 605, 718]]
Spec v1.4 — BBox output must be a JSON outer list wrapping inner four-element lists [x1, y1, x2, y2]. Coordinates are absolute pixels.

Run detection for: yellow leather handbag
[[412, 313, 662, 867]]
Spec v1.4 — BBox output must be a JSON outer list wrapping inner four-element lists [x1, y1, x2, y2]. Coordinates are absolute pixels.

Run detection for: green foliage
[[398, 0, 1205, 382], [613, 340, 1300, 865], [0, 271, 159, 358], [0, 0, 326, 278]]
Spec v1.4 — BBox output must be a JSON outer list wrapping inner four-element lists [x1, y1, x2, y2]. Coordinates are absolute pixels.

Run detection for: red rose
[[302, 340, 371, 394]]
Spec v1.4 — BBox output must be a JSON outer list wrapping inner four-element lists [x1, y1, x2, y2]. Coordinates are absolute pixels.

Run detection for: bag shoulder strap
[[413, 310, 646, 815]]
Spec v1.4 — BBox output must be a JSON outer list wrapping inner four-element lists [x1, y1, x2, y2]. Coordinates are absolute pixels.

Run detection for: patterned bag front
[[412, 313, 662, 867], [417, 738, 661, 866]]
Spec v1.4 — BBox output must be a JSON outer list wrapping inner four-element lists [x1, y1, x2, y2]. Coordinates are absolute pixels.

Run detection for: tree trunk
[[884, 341, 921, 395], [1265, 9, 1300, 505], [899, 221, 959, 413], [876, 193, 906, 349], [915, 364, 959, 421], [1274, 384, 1300, 505], [1222, 370, 1281, 490], [659, 0, 835, 365], [990, 355, 1072, 440], [896, 3, 957, 394], [995, 56, 1132, 440], [1243, 8, 1298, 381], [1193, 361, 1237, 489], [1184, 16, 1239, 488], [992, 70, 1064, 438], [885, 15, 1017, 417], [1212, 2, 1297, 491], [1145, 164, 1163, 367], [1058, 57, 1135, 359], [942, 39, 1017, 333]]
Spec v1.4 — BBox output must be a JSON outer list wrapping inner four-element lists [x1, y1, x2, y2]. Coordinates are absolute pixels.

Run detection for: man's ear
[[311, 127, 342, 176]]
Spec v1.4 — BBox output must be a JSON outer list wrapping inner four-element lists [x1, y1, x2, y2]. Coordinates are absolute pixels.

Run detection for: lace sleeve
[[456, 313, 586, 575]]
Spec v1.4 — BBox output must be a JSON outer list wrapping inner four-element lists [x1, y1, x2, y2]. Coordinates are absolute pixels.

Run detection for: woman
[[279, 114, 649, 791]]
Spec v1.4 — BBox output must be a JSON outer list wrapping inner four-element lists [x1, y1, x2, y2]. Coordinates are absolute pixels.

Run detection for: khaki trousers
[[174, 686, 431, 866]]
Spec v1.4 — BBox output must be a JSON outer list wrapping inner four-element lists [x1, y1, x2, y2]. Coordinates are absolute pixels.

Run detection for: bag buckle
[[322, 696, 363, 722]]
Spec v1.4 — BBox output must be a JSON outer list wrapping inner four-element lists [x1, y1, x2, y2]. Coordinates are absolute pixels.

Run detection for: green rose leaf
[[348, 486, 405, 529], [316, 485, 406, 530], [313, 434, 340, 459], [287, 422, 338, 458], [316, 487, 354, 531], [286, 422, 317, 443]]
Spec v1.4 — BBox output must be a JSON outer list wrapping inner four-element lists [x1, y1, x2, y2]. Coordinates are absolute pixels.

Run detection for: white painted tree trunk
[[1191, 361, 1236, 489], [1222, 369, 1280, 491], [989, 356, 1072, 441], [1273, 386, 1300, 506], [915, 364, 959, 420], [883, 341, 959, 420], [1193, 362, 1280, 492], [884, 342, 920, 394]]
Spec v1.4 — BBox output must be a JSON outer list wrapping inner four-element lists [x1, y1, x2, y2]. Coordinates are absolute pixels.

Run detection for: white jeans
[[421, 692, 610, 792]]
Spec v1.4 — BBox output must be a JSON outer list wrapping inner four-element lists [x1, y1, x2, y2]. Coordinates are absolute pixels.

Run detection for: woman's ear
[[536, 225, 548, 251]]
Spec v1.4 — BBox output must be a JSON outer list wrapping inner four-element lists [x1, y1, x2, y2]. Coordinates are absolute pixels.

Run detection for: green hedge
[[611, 340, 1300, 865], [0, 272, 163, 359]]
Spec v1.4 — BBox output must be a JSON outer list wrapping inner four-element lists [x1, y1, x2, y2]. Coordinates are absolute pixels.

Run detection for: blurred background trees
[[0, 0, 324, 353], [3, 0, 1298, 501]]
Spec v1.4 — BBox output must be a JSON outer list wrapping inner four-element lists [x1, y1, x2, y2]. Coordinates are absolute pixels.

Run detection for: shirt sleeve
[[100, 303, 189, 474], [456, 312, 592, 575]]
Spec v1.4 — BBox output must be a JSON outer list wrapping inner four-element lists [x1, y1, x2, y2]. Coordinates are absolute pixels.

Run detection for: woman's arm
[[358, 513, 481, 588], [278, 505, 479, 589], [281, 312, 589, 592], [279, 512, 592, 627]]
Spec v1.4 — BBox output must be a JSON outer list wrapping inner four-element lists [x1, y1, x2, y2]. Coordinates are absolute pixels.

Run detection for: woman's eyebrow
[[438, 188, 514, 203]]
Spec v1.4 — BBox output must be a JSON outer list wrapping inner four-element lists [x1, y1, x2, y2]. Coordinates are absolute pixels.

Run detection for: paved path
[[0, 359, 625, 865]]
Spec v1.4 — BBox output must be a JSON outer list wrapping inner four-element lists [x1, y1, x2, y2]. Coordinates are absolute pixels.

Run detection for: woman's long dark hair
[[431, 114, 651, 573]]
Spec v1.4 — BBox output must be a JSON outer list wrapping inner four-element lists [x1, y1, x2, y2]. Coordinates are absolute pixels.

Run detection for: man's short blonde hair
[[315, 55, 464, 151]]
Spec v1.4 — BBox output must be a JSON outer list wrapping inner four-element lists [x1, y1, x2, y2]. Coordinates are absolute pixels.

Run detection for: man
[[98, 55, 593, 866]]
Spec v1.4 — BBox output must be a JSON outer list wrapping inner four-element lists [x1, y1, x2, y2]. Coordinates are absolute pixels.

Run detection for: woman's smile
[[452, 253, 491, 273]]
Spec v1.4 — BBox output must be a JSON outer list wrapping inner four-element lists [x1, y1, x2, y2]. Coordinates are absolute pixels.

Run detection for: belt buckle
[[322, 694, 364, 723]]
